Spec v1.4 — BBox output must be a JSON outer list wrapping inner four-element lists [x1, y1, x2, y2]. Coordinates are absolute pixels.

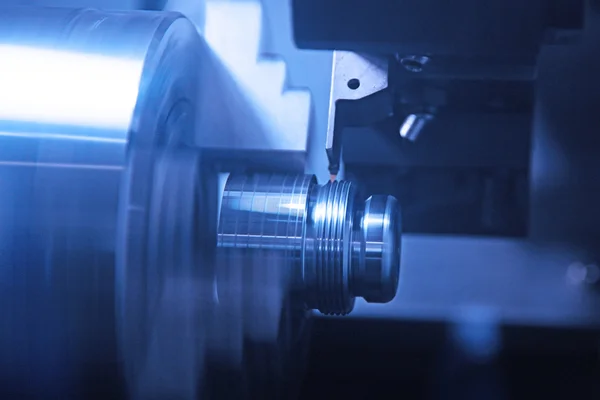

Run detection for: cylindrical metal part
[[306, 179, 357, 314], [218, 174, 313, 257], [0, 7, 212, 399], [355, 195, 401, 303], [211, 173, 312, 399], [218, 173, 402, 316]]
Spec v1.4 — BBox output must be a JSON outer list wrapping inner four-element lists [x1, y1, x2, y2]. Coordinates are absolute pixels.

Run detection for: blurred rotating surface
[[0, 6, 215, 399], [0, 5, 403, 400]]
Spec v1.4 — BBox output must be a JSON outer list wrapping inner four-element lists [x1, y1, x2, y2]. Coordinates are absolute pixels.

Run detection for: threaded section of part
[[313, 181, 355, 315]]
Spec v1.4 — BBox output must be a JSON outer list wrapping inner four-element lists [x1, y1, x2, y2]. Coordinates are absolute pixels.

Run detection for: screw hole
[[347, 78, 360, 90]]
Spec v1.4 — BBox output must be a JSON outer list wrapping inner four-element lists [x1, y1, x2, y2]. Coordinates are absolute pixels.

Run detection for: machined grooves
[[313, 181, 354, 315]]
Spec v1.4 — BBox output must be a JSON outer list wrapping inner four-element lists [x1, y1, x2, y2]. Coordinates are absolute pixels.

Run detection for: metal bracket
[[326, 51, 393, 178]]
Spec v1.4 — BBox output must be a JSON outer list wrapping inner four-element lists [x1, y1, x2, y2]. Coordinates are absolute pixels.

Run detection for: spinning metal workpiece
[[219, 173, 401, 315], [0, 7, 214, 399], [0, 6, 402, 400], [210, 174, 401, 398]]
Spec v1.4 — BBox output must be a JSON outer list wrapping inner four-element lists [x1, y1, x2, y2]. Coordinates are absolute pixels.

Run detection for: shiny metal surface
[[200, 173, 313, 399], [326, 51, 392, 178], [218, 174, 313, 256], [0, 7, 211, 399], [357, 195, 401, 303], [218, 173, 402, 316], [307, 179, 357, 314], [399, 113, 434, 141], [214, 174, 312, 398]]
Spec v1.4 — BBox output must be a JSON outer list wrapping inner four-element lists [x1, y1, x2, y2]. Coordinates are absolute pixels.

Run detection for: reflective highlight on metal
[[0, 7, 211, 399], [357, 195, 401, 303], [210, 173, 313, 399], [308, 179, 356, 314], [0, 44, 142, 131], [326, 51, 392, 178], [399, 112, 434, 141], [218, 174, 402, 316]]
